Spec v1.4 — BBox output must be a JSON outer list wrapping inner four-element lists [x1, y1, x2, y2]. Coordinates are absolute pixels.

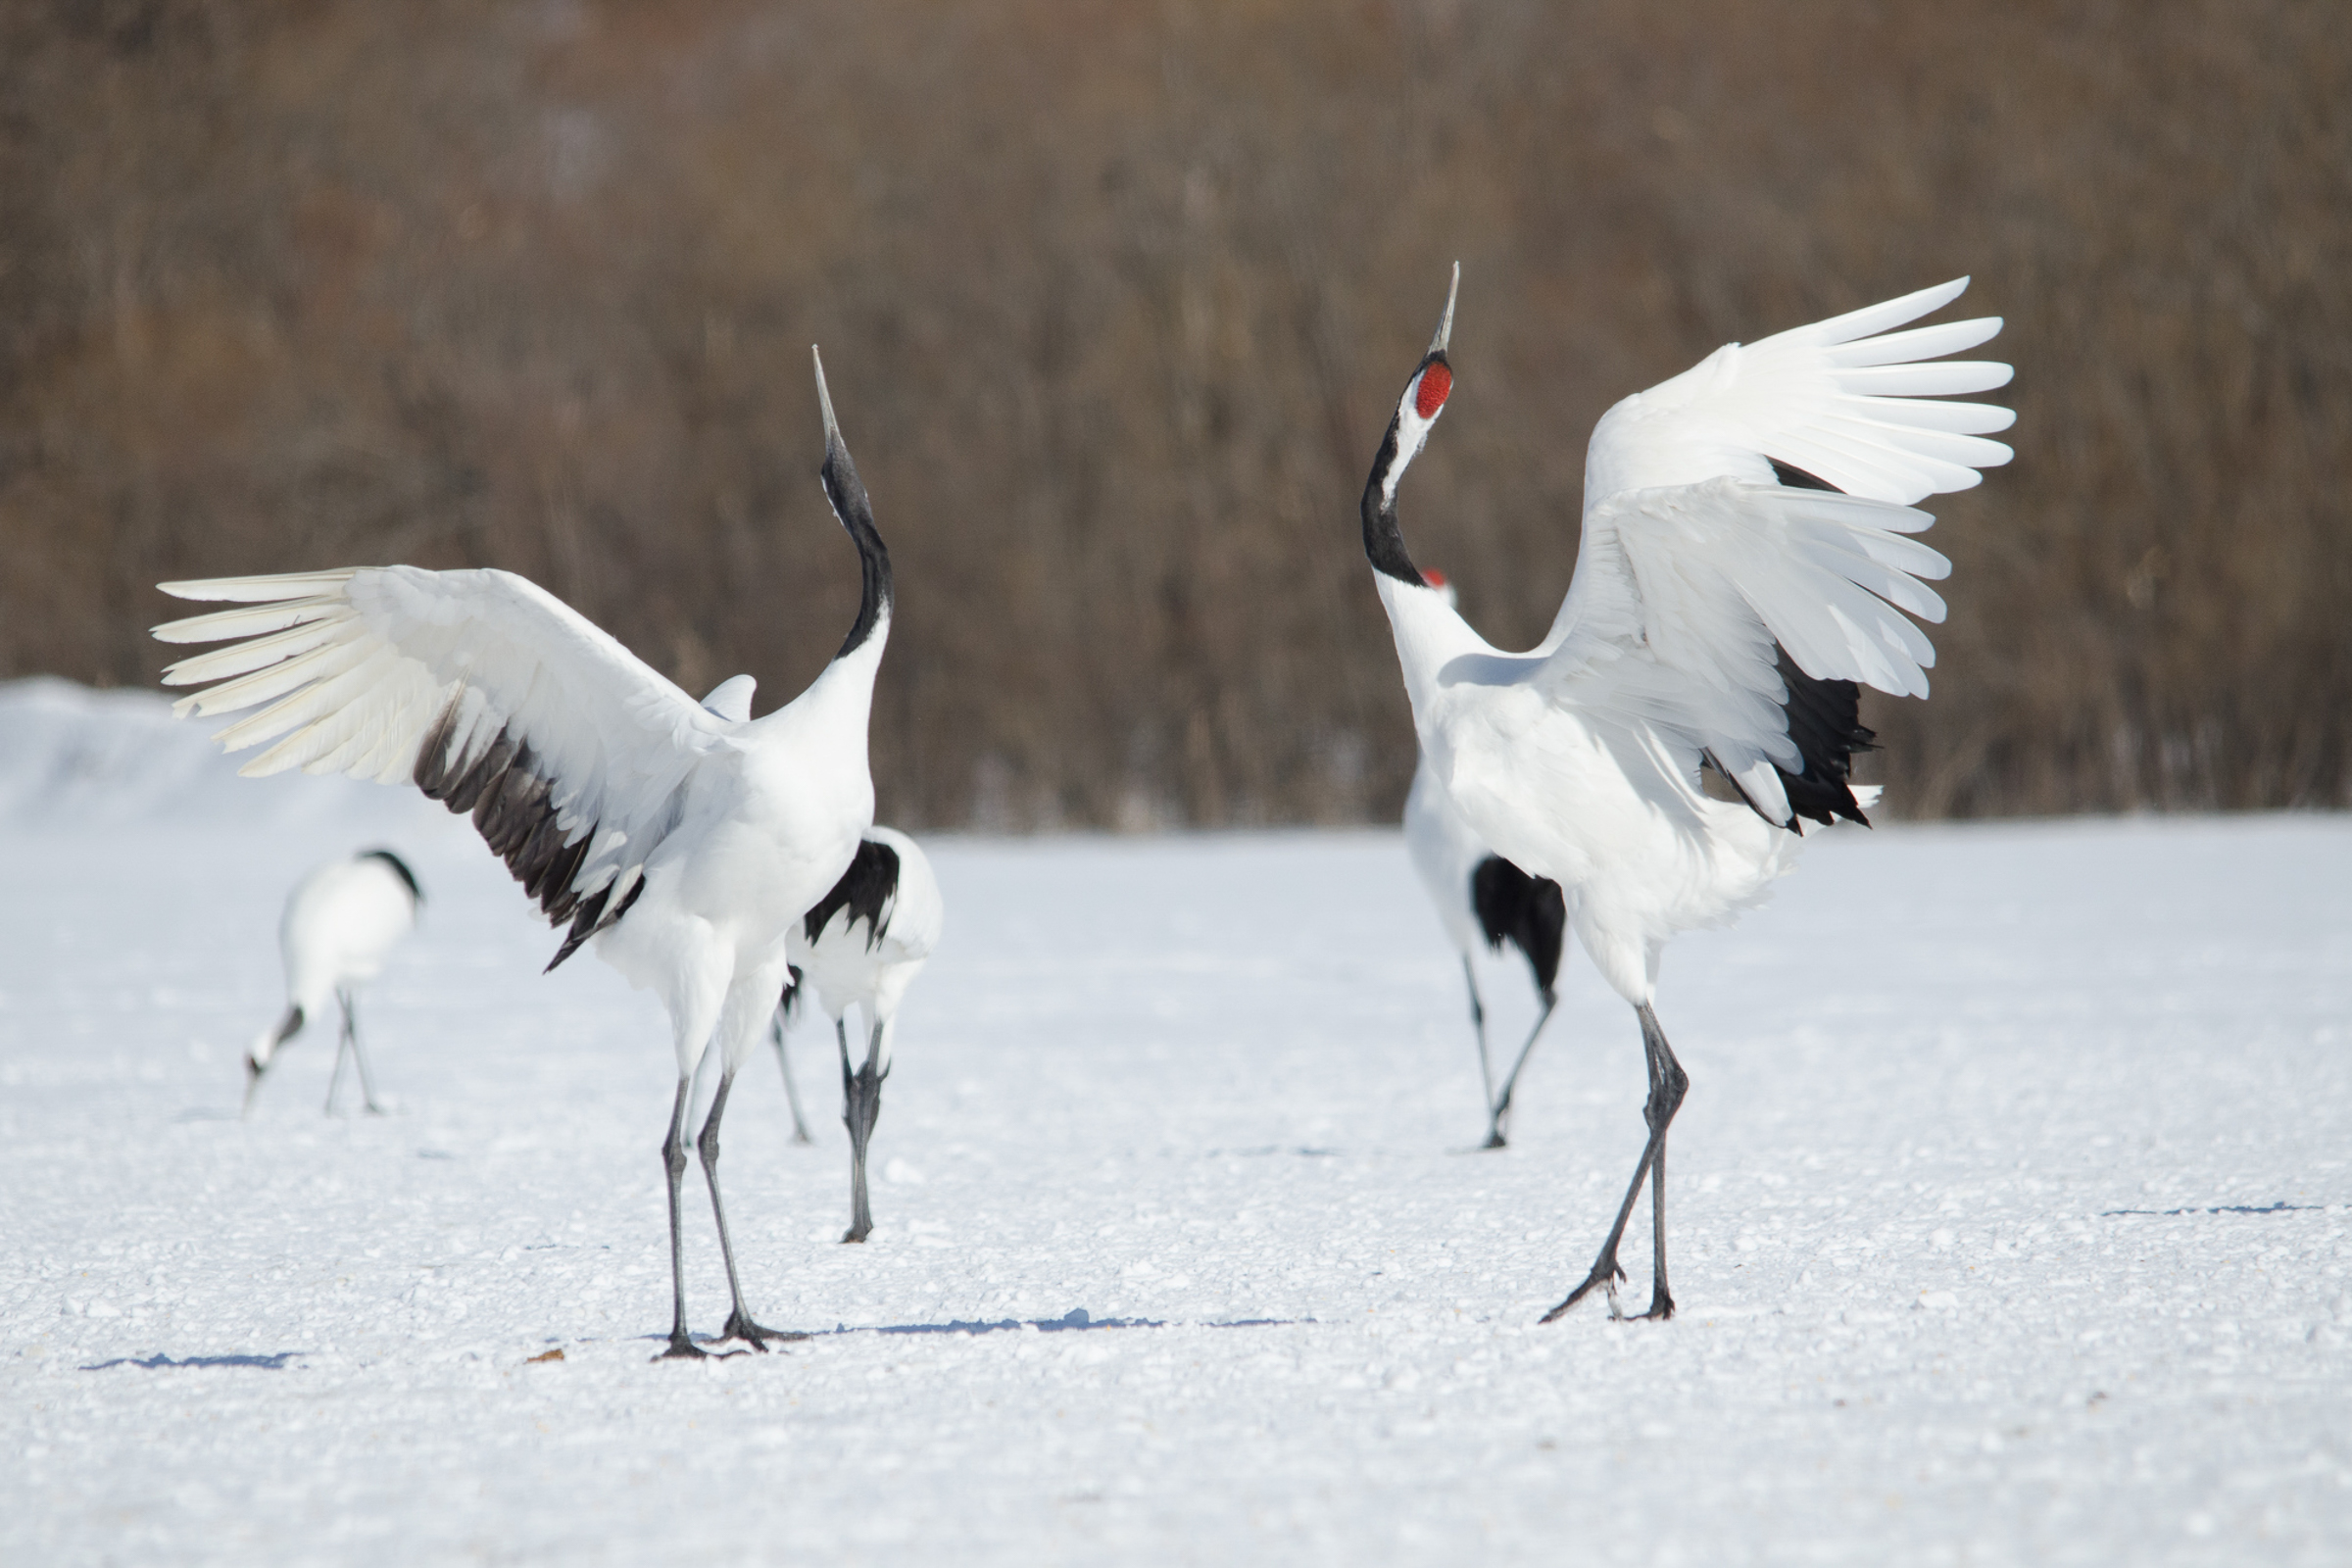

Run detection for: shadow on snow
[[81, 1351, 302, 1371], [2100, 1200, 2330, 1217]]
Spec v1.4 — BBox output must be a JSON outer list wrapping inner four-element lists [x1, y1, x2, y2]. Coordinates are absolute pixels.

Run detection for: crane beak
[[811, 345, 843, 455], [241, 1055, 265, 1118], [1427, 262, 1459, 358]]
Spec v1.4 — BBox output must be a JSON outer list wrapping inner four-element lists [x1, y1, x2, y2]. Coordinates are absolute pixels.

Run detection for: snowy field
[[3, 677, 2349, 1565]]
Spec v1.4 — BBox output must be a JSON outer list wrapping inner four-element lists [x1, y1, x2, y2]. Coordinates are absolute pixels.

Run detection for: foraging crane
[[1360, 269, 2011, 1321], [154, 348, 891, 1360], [246, 849, 421, 1117], [775, 826, 943, 1242]]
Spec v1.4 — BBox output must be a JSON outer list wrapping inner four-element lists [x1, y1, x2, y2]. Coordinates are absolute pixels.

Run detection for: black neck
[[1360, 413, 1423, 586], [821, 437, 894, 660]]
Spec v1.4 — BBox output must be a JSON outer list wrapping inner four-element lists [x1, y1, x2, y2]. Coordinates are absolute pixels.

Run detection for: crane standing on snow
[[245, 849, 421, 1118], [1404, 744, 1565, 1152], [776, 826, 943, 1243], [1360, 269, 2012, 1321], [1401, 567, 1569, 1152], [155, 349, 892, 1361]]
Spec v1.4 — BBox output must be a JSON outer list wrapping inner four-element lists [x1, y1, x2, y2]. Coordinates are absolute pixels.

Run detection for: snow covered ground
[[3, 678, 2349, 1565]]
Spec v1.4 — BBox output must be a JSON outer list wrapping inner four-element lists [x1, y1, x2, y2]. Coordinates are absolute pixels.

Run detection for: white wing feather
[[156, 566, 725, 932], [1541, 280, 2009, 824], [1581, 277, 2014, 507]]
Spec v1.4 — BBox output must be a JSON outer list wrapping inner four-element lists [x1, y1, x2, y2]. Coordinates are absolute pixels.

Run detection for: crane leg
[[1541, 1001, 1687, 1324], [1462, 956, 1502, 1146], [696, 1065, 807, 1350], [656, 1075, 706, 1359], [333, 987, 386, 1116], [1486, 993, 1558, 1150], [771, 1011, 813, 1145], [324, 1008, 351, 1116], [839, 1018, 888, 1244]]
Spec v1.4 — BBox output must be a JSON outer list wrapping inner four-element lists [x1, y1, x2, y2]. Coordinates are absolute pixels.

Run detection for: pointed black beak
[[1427, 260, 1459, 361], [812, 345, 845, 462]]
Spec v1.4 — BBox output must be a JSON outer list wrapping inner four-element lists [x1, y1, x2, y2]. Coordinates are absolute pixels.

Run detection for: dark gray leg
[[1485, 992, 1558, 1150], [656, 1075, 704, 1359], [698, 1066, 806, 1349], [1540, 1001, 1688, 1324], [770, 1011, 813, 1145], [334, 987, 385, 1116], [324, 993, 353, 1116], [839, 1017, 888, 1244], [1647, 1108, 1676, 1320], [1462, 955, 1499, 1144]]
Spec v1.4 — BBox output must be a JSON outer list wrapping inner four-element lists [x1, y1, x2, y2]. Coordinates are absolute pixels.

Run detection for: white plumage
[[1402, 753, 1566, 1149], [1360, 270, 2011, 1320], [1399, 569, 1570, 1151], [247, 849, 421, 1117], [155, 349, 892, 1359], [773, 825, 944, 1242]]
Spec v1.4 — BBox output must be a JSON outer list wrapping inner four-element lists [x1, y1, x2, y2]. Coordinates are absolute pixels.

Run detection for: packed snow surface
[[3, 679, 2349, 1564]]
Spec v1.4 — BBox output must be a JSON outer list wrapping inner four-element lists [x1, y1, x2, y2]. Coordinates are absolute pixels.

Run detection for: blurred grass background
[[1, 0, 2344, 828]]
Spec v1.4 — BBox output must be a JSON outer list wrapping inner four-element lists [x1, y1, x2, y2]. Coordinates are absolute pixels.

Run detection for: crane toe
[[720, 1312, 808, 1349]]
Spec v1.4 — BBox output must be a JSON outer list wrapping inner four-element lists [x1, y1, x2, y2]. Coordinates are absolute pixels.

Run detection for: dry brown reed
[[2, 1, 2344, 826]]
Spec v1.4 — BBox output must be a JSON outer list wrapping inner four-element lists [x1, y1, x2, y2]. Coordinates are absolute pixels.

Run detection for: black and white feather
[[155, 346, 895, 1358], [1360, 270, 2010, 1321], [774, 826, 943, 1244], [246, 848, 421, 1116]]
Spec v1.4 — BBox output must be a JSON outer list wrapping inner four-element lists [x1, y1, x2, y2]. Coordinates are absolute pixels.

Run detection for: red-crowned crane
[[1359, 269, 2011, 1320], [246, 849, 421, 1117], [155, 349, 891, 1359], [774, 826, 943, 1242], [1403, 740, 1566, 1151]]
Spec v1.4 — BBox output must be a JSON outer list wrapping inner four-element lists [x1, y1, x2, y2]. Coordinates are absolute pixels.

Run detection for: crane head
[[1359, 265, 1460, 585], [1380, 263, 1459, 508], [810, 345, 894, 659]]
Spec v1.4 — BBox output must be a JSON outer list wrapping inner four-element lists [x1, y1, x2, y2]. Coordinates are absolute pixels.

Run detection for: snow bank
[[0, 677, 436, 833]]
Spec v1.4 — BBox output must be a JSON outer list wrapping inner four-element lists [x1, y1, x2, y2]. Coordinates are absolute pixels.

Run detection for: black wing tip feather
[[414, 693, 641, 969], [1773, 648, 1877, 828], [1758, 460, 1875, 829], [545, 873, 642, 974], [804, 838, 901, 950], [1470, 856, 1567, 997], [1769, 459, 1839, 493]]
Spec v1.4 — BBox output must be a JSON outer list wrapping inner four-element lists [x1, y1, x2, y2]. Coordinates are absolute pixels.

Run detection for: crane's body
[[776, 826, 943, 1243], [1360, 270, 2012, 1320], [1389, 600, 1814, 1004], [1402, 752, 1565, 1148], [156, 349, 891, 1359], [249, 849, 421, 1116]]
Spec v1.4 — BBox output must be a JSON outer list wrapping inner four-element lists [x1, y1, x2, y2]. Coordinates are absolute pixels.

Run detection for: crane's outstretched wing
[[155, 566, 726, 966], [1541, 280, 2012, 827]]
